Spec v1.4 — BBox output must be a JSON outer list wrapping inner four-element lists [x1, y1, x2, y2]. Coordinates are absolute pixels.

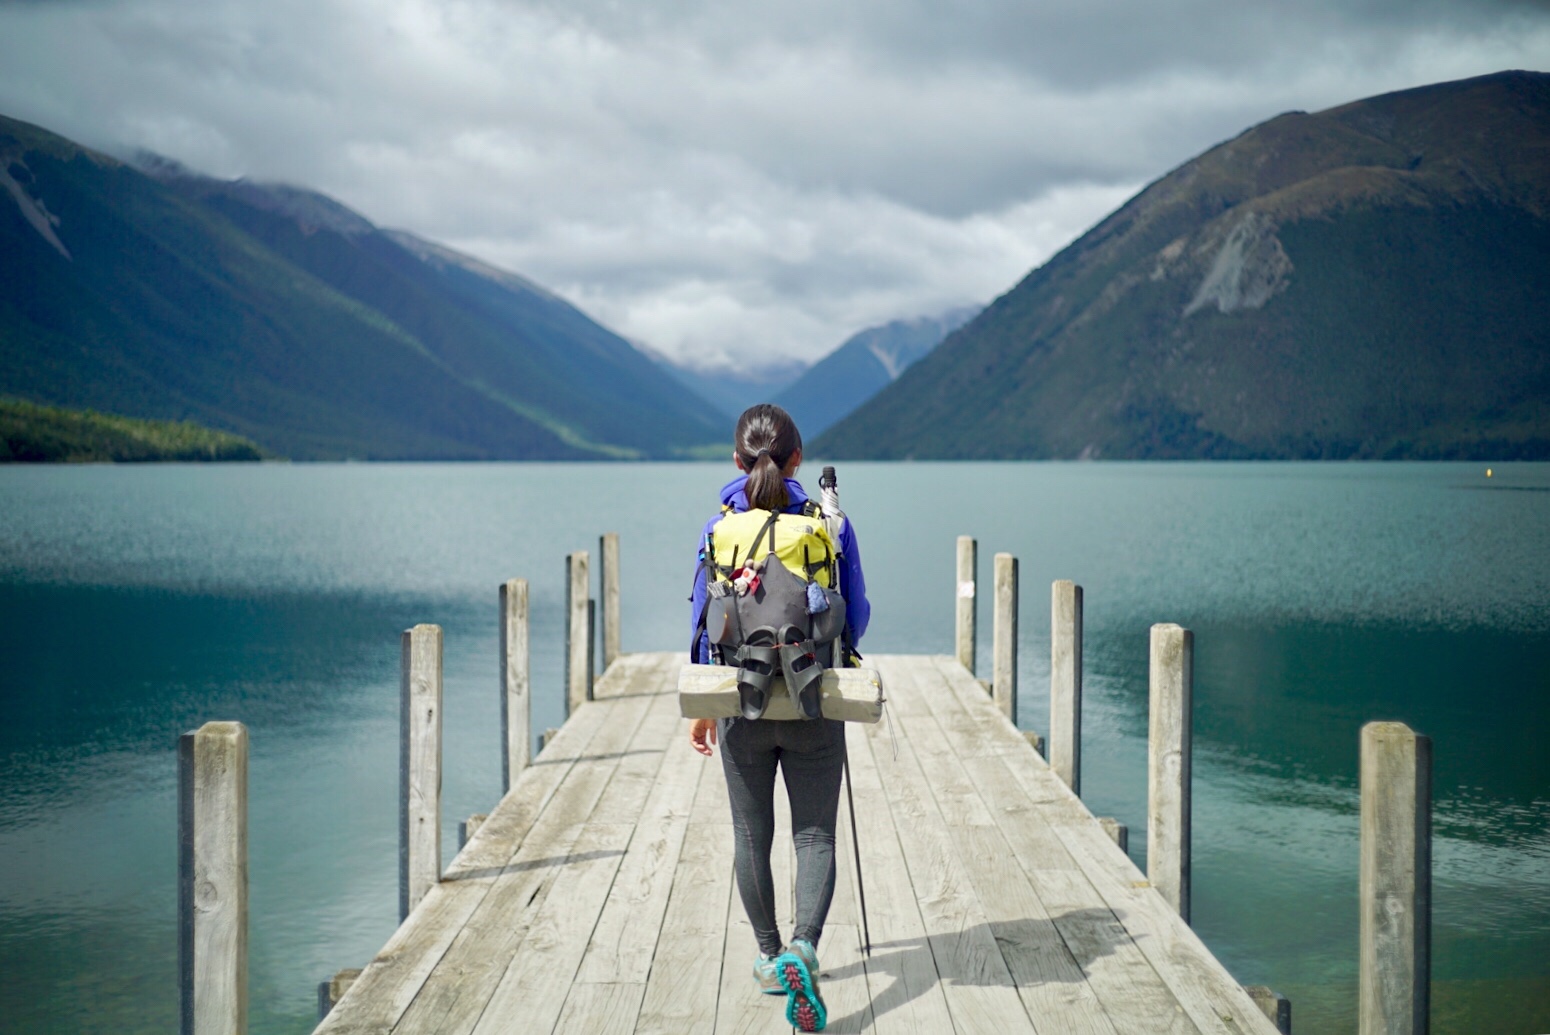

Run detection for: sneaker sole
[[777, 955, 827, 1032]]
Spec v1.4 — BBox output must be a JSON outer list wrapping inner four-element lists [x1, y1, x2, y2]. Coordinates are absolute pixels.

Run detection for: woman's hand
[[689, 718, 718, 756]]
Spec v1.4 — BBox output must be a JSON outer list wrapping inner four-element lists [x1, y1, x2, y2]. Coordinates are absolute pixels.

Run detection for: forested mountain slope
[[817, 71, 1550, 460], [1, 115, 719, 459]]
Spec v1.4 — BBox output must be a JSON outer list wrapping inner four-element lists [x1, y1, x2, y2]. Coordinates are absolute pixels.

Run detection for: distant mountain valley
[[651, 306, 978, 436]]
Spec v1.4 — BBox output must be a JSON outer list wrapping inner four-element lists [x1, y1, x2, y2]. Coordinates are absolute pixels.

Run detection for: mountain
[[816, 71, 1550, 460], [0, 116, 720, 459], [644, 347, 809, 421], [773, 307, 978, 437]]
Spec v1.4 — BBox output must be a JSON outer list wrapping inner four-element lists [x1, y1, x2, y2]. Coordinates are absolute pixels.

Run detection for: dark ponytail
[[735, 403, 802, 512]]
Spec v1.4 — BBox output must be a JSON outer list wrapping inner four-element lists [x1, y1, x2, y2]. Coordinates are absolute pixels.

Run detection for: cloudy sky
[[2, 0, 1548, 370]]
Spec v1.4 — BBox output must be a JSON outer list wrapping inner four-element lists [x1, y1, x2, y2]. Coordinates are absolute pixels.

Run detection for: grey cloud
[[1, 0, 1548, 367], [531, 0, 1544, 84]]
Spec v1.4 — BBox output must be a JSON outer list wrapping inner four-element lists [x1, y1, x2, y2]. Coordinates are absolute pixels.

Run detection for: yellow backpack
[[700, 503, 847, 720], [705, 504, 837, 589]]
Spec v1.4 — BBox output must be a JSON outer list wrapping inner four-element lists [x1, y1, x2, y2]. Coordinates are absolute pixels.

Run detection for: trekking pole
[[819, 465, 872, 956], [843, 753, 872, 955]]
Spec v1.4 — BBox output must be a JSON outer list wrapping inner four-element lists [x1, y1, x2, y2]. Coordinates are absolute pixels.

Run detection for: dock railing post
[[316, 968, 362, 1022], [1098, 817, 1129, 855], [1245, 986, 1292, 1033], [1051, 580, 1083, 794], [179, 721, 248, 1035], [1360, 721, 1432, 1035], [956, 536, 977, 674], [992, 553, 1018, 721], [500, 578, 530, 793], [565, 551, 590, 716], [458, 813, 488, 850], [400, 623, 443, 921], [601, 532, 621, 671], [1148, 622, 1192, 923]]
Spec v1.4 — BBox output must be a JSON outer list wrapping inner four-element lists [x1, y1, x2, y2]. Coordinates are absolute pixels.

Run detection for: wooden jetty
[[178, 539, 1433, 1035], [315, 650, 1281, 1035]]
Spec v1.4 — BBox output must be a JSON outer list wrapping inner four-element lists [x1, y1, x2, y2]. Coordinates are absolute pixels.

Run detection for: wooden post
[[500, 578, 530, 793], [600, 532, 621, 670], [1360, 721, 1432, 1035], [955, 536, 977, 674], [178, 720, 248, 1035], [565, 551, 590, 716], [588, 598, 597, 697], [1051, 580, 1083, 795], [1098, 817, 1129, 855], [459, 813, 488, 850], [1244, 986, 1292, 1034], [400, 623, 442, 921], [992, 553, 1018, 721], [1148, 622, 1192, 923], [316, 969, 362, 1022]]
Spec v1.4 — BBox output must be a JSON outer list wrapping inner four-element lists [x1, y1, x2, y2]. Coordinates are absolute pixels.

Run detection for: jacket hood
[[718, 474, 810, 513]]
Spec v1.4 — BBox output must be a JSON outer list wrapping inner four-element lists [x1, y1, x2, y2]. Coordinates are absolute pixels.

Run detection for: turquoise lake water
[[0, 462, 1546, 1033]]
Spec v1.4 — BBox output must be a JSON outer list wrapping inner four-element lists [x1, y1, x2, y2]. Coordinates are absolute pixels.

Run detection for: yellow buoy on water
[[1486, 468, 1494, 478]]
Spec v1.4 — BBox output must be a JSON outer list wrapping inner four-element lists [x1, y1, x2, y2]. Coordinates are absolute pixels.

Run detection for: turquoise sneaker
[[776, 938, 827, 1032], [753, 949, 785, 995]]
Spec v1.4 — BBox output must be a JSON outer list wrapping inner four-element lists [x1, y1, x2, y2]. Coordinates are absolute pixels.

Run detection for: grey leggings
[[718, 716, 846, 956]]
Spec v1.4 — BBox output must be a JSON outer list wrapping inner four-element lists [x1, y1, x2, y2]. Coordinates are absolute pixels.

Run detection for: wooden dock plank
[[923, 656, 1278, 1035], [713, 904, 788, 1035], [824, 744, 879, 1029], [1049, 820, 1277, 1035], [389, 669, 672, 1034], [868, 660, 1033, 1035], [321, 653, 1283, 1035], [846, 710, 960, 1034], [816, 923, 875, 1034], [901, 656, 1185, 1035], [635, 821, 734, 1035], [416, 658, 679, 1035], [317, 676, 627, 1035], [554, 982, 647, 1035], [636, 718, 739, 1035], [954, 826, 1125, 1035], [890, 658, 1126, 1035], [576, 735, 706, 985], [467, 821, 637, 1035], [915, 655, 1204, 1035], [1028, 865, 1196, 1035], [713, 783, 795, 1033]]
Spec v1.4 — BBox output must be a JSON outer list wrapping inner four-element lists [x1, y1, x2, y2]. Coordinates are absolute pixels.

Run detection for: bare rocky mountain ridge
[[817, 70, 1550, 460]]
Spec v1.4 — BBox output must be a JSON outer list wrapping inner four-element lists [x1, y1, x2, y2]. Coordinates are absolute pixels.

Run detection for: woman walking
[[688, 403, 870, 1033]]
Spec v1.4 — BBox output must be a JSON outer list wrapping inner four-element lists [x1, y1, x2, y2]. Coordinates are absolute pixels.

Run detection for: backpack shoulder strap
[[746, 509, 781, 562]]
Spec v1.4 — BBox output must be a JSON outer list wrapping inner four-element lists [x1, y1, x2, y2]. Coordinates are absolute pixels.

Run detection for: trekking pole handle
[[818, 466, 842, 523]]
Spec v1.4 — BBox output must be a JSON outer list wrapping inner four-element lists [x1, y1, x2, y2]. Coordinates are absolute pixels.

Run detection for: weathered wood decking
[[316, 652, 1280, 1035]]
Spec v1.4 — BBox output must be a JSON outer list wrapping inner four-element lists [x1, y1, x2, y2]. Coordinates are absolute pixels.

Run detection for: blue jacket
[[690, 474, 870, 664]]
